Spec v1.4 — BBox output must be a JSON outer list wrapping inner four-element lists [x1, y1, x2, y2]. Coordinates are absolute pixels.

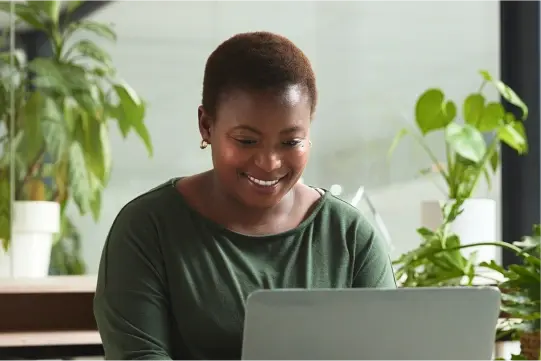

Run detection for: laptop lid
[[241, 287, 501, 360]]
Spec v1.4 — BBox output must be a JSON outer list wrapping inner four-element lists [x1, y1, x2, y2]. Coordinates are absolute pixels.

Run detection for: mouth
[[241, 173, 285, 188]]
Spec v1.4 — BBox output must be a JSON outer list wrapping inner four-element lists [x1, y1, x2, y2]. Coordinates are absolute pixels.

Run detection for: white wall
[[69, 1, 500, 273]]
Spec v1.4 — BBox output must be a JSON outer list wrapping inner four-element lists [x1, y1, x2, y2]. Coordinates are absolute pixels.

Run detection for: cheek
[[286, 147, 310, 169], [212, 141, 246, 167]]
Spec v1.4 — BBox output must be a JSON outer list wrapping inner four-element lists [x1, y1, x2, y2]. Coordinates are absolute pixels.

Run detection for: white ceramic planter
[[421, 198, 498, 265], [0, 201, 60, 278]]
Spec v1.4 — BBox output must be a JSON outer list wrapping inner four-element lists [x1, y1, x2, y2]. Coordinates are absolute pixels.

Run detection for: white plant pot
[[421, 198, 498, 265], [0, 201, 60, 278]]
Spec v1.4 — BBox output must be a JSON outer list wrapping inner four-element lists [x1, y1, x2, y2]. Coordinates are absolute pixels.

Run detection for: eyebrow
[[231, 125, 304, 134]]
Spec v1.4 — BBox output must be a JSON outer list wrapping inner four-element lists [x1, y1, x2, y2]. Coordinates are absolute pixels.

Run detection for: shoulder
[[317, 191, 391, 254], [111, 178, 182, 233], [318, 191, 373, 234]]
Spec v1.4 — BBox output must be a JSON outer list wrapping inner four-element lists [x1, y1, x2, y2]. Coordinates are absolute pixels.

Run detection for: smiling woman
[[93, 31, 396, 360]]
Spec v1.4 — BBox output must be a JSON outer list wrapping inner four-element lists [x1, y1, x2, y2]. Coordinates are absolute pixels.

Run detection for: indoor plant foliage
[[389, 70, 528, 199], [0, 1, 153, 274], [389, 70, 529, 266], [393, 211, 540, 360], [484, 225, 540, 360], [393, 197, 484, 287]]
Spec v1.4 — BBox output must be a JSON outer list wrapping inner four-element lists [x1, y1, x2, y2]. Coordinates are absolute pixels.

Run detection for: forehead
[[215, 85, 312, 132]]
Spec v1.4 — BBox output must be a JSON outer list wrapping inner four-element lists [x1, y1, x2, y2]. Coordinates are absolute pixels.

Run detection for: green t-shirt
[[93, 179, 396, 360]]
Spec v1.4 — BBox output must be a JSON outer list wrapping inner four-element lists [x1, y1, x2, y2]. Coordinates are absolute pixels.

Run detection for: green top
[[93, 179, 396, 360]]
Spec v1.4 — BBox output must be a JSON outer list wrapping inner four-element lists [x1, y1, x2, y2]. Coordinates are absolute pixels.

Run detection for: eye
[[235, 139, 257, 146], [282, 139, 303, 147]]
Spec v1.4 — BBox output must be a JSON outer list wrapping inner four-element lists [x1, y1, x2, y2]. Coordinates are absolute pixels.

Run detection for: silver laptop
[[241, 287, 501, 360]]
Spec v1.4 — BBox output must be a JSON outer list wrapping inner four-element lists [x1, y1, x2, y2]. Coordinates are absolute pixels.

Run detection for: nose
[[254, 149, 282, 173]]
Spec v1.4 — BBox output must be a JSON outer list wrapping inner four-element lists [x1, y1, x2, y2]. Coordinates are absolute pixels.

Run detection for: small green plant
[[393, 197, 482, 287], [389, 70, 528, 199], [0, 1, 153, 270], [483, 225, 540, 359]]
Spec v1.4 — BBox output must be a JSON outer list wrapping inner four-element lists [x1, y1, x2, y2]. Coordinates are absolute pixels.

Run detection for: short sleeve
[[93, 202, 173, 360], [351, 216, 397, 288]]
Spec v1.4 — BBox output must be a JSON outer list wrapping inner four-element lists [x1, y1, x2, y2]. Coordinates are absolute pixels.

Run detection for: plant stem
[[468, 137, 498, 197], [425, 241, 539, 266]]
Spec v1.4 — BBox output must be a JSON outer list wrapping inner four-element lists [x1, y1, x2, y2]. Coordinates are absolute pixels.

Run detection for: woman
[[93, 31, 396, 360]]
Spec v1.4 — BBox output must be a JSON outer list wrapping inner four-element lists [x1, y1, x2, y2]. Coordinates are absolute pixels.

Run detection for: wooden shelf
[[0, 276, 97, 294], [0, 330, 101, 347]]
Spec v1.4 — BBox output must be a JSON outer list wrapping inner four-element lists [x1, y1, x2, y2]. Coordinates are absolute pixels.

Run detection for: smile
[[245, 174, 281, 187]]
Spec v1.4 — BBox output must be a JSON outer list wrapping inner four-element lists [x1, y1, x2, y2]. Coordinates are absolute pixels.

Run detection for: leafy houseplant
[[484, 225, 540, 360], [0, 1, 153, 274], [393, 202, 540, 360], [393, 197, 491, 287], [389, 70, 528, 199]]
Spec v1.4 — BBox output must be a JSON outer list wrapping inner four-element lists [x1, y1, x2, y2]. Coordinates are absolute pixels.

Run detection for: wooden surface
[[0, 276, 100, 348], [0, 331, 101, 347], [0, 275, 97, 294]]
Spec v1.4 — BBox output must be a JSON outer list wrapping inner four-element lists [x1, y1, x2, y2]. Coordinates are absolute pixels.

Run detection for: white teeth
[[246, 175, 280, 187]]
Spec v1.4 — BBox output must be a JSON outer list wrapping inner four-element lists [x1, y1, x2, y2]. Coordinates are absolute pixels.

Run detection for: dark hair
[[202, 31, 317, 117]]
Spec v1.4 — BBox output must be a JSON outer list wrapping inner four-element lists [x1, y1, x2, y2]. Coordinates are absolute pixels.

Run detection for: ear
[[198, 105, 213, 142]]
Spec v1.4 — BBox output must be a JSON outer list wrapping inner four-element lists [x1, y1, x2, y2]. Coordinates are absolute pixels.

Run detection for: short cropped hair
[[202, 31, 317, 117]]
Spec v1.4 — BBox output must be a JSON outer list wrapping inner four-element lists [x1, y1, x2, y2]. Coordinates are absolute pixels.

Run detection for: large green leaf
[[497, 122, 528, 154], [113, 83, 153, 156], [75, 113, 110, 183], [445, 123, 487, 163], [20, 92, 45, 163], [26, 1, 61, 25], [29, 59, 89, 95], [415, 89, 457, 135], [478, 102, 505, 132], [463, 94, 485, 126], [68, 142, 92, 214]]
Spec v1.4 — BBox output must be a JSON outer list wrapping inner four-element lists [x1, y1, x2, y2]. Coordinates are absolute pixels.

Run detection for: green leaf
[[445, 123, 486, 163], [0, 176, 11, 250], [489, 148, 499, 172], [113, 83, 153, 156], [76, 114, 110, 184], [415, 89, 457, 135], [479, 70, 528, 121], [63, 39, 112, 66], [65, 1, 84, 14], [497, 122, 528, 154], [27, 1, 61, 25], [29, 59, 89, 94], [89, 187, 102, 221], [463, 94, 485, 127], [68, 143, 92, 214], [478, 102, 505, 132], [0, 3, 45, 30], [66, 20, 117, 42], [20, 92, 45, 162], [41, 97, 69, 161]]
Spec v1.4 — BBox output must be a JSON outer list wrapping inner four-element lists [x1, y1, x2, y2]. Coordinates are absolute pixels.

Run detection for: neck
[[206, 170, 294, 226]]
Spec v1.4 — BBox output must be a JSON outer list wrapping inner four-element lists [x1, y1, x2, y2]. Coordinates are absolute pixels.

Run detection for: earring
[[200, 139, 209, 149], [309, 140, 313, 147]]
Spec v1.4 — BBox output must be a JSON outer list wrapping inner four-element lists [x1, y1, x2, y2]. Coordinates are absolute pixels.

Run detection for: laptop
[[241, 287, 501, 360]]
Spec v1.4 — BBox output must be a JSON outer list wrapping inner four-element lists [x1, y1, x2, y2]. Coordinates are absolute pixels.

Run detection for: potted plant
[[0, 1, 153, 277], [483, 225, 540, 360], [389, 70, 528, 264], [393, 203, 540, 360]]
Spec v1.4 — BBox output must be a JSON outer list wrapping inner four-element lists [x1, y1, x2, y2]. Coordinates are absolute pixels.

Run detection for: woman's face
[[199, 85, 312, 209]]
